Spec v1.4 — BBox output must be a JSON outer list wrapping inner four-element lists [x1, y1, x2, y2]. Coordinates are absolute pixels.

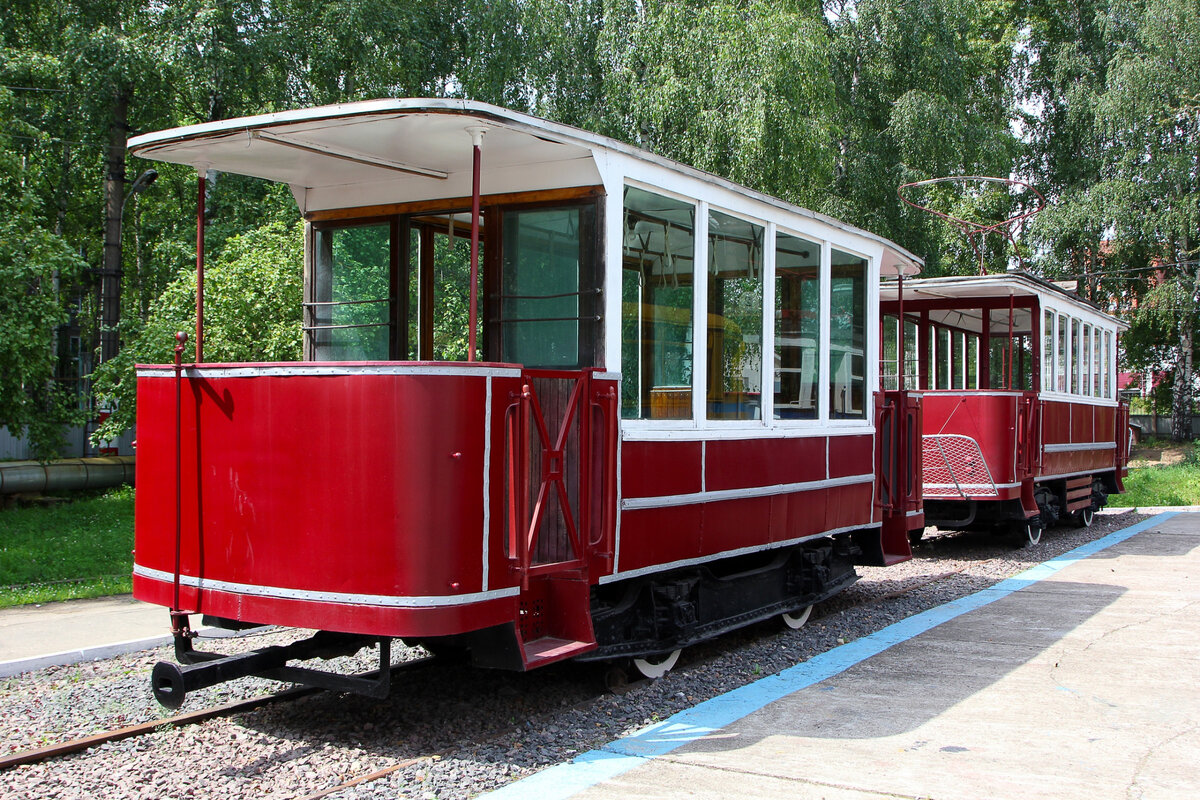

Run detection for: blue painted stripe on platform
[[476, 512, 1175, 800]]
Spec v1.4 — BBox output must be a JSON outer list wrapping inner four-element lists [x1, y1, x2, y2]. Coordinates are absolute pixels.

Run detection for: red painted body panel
[[829, 435, 875, 479], [134, 364, 523, 637], [703, 437, 826, 490], [922, 393, 1021, 492], [621, 441, 703, 498], [920, 392, 1126, 503], [133, 574, 515, 637], [134, 362, 901, 645], [614, 433, 881, 576]]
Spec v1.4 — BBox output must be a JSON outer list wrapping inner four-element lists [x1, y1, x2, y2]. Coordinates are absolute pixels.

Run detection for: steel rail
[[0, 655, 438, 772], [0, 685, 318, 771]]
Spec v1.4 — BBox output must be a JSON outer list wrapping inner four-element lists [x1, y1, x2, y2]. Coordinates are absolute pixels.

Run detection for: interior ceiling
[[130, 110, 598, 210]]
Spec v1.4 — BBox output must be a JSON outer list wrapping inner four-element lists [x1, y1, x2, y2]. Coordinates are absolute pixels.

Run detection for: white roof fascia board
[[881, 272, 1127, 330]]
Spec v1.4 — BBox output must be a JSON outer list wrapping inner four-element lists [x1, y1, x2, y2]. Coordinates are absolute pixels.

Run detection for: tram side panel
[[132, 366, 525, 639], [920, 393, 1026, 503], [1038, 399, 1125, 481], [616, 434, 878, 578]]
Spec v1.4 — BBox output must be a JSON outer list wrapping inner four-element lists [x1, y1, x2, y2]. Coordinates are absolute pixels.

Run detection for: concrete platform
[[484, 512, 1198, 800], [0, 595, 178, 677]]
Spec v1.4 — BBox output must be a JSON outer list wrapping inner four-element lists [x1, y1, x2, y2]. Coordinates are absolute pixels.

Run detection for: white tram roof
[[879, 271, 1128, 332], [128, 98, 921, 276]]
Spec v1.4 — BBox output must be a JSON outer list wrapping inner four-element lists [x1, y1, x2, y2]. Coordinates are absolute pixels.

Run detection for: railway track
[[0, 685, 318, 771], [0, 562, 984, 782], [2, 517, 1141, 800], [0, 656, 436, 773]]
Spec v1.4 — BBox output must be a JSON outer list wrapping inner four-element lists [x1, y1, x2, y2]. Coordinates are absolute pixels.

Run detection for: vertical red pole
[[897, 272, 905, 389], [172, 331, 188, 613], [467, 127, 485, 362], [195, 167, 207, 363], [1007, 294, 1015, 390]]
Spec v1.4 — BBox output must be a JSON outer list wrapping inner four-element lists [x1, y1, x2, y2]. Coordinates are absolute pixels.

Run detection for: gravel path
[[1, 510, 1153, 799]]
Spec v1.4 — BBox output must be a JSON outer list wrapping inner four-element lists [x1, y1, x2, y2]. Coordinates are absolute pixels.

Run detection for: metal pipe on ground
[[0, 456, 135, 495]]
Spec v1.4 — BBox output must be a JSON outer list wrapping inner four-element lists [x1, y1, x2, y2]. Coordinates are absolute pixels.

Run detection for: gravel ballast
[[1, 510, 1155, 799]]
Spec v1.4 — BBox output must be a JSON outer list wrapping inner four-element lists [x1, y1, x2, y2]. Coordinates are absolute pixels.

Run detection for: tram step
[[522, 636, 595, 667], [1065, 476, 1093, 511]]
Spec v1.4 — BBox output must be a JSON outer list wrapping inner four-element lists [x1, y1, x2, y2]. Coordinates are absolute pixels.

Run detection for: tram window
[[1057, 313, 1068, 392], [966, 334, 978, 389], [774, 232, 821, 418], [904, 320, 919, 390], [951, 331, 964, 390], [410, 212, 484, 361], [498, 204, 597, 369], [707, 210, 763, 420], [830, 250, 867, 418], [987, 308, 1033, 390], [621, 186, 695, 420], [988, 336, 1006, 388], [1093, 327, 1102, 396], [1082, 324, 1092, 396], [1042, 309, 1054, 392], [310, 221, 393, 361], [935, 328, 950, 389], [1018, 335, 1033, 389], [1075, 319, 1084, 393], [881, 316, 899, 391], [1103, 330, 1112, 398]]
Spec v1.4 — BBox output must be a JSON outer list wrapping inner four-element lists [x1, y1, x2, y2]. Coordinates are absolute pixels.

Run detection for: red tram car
[[879, 273, 1130, 546], [128, 100, 924, 707]]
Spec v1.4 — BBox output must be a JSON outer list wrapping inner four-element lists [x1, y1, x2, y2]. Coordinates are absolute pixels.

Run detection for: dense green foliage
[[90, 219, 304, 438], [0, 486, 135, 607], [1, 0, 1196, 442], [0, 88, 89, 457]]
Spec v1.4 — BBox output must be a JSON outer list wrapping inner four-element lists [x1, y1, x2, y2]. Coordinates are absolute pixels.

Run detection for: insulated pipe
[[0, 457, 135, 495]]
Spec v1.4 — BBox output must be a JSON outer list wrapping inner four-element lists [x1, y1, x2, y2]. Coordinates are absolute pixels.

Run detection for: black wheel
[[781, 605, 813, 629], [908, 528, 925, 546], [1075, 508, 1094, 528], [1012, 520, 1042, 547]]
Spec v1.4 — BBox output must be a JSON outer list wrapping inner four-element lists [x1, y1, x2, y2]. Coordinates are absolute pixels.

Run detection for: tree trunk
[[100, 89, 130, 364], [1171, 249, 1198, 443]]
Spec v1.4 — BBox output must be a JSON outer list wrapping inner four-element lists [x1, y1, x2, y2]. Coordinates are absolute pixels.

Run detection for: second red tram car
[[880, 273, 1130, 546], [127, 99, 924, 706]]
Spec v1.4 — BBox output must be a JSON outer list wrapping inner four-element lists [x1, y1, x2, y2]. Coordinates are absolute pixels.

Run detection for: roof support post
[[466, 126, 486, 362], [195, 164, 208, 363], [897, 273, 905, 389]]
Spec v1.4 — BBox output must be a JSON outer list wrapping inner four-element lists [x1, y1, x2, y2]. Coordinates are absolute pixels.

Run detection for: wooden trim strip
[[304, 185, 604, 222]]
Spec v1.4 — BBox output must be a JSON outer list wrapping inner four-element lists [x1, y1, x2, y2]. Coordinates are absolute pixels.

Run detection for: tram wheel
[[1074, 508, 1094, 528], [604, 664, 630, 693], [1019, 522, 1043, 547], [781, 605, 813, 630], [632, 649, 681, 679]]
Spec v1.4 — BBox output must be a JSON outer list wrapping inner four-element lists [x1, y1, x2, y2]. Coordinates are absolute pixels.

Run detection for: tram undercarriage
[[923, 471, 1118, 536]]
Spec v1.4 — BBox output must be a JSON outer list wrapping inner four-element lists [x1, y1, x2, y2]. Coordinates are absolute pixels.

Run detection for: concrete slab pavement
[[484, 512, 1198, 800], [0, 595, 176, 677]]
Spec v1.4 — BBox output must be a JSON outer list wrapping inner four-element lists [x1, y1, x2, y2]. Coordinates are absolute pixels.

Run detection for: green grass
[[1111, 447, 1200, 508], [0, 486, 135, 608]]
